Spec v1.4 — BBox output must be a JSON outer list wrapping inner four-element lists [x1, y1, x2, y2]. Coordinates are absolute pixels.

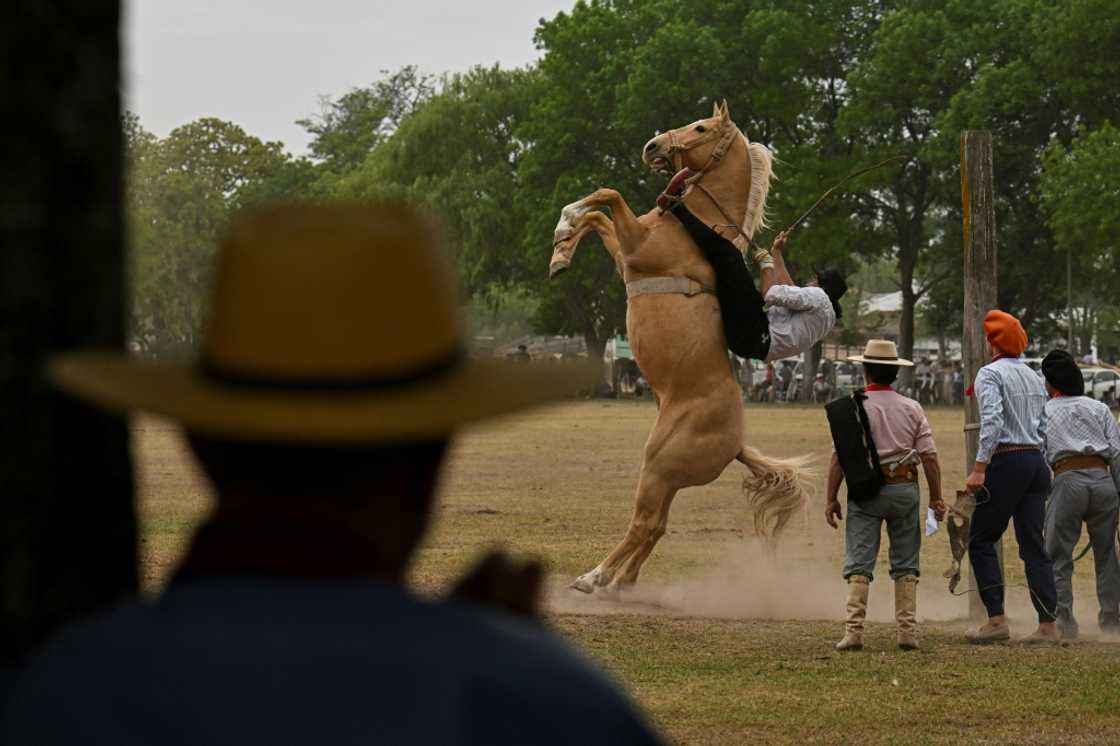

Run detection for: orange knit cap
[[984, 309, 1028, 356]]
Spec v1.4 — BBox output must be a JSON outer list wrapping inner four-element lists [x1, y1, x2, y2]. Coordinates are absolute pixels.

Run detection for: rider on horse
[[658, 167, 847, 363]]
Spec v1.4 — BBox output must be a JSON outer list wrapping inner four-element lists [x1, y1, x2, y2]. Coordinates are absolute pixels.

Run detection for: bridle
[[665, 117, 741, 186], [664, 117, 752, 248]]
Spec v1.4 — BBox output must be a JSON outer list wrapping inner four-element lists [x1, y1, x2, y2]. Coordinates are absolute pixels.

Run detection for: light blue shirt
[[1042, 395, 1120, 470], [975, 356, 1047, 463]]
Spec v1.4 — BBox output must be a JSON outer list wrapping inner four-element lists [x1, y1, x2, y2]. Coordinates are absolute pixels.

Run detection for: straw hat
[[847, 339, 914, 367], [50, 204, 598, 443]]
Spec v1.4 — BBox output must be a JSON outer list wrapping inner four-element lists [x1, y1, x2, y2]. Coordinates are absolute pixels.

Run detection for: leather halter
[[665, 118, 741, 187], [664, 118, 752, 250]]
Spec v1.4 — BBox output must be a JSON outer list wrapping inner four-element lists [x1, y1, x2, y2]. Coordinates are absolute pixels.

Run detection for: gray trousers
[[843, 482, 921, 582], [1045, 469, 1120, 626]]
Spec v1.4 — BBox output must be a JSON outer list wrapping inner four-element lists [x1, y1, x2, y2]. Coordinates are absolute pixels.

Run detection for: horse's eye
[[695, 125, 707, 133]]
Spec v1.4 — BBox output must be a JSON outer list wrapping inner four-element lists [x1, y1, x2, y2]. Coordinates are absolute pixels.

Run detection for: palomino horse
[[549, 101, 807, 594]]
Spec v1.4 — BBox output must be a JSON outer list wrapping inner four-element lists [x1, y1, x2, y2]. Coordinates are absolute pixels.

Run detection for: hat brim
[[49, 352, 601, 444], [847, 355, 914, 367]]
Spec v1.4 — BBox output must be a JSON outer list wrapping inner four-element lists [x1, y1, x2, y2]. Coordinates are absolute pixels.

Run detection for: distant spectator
[[3, 205, 664, 745], [511, 343, 531, 362]]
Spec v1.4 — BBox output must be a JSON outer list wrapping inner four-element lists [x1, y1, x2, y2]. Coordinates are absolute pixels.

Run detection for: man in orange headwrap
[[963, 309, 1058, 644]]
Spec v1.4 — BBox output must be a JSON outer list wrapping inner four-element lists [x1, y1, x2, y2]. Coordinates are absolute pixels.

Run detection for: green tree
[[1040, 123, 1120, 353], [517, 0, 893, 361], [127, 116, 292, 356], [937, 0, 1120, 343], [297, 66, 435, 180], [338, 66, 535, 301]]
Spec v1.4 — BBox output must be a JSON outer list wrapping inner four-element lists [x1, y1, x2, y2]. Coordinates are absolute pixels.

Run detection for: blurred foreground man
[[1039, 350, 1120, 639], [825, 340, 944, 651], [3, 205, 664, 745], [964, 310, 1058, 644]]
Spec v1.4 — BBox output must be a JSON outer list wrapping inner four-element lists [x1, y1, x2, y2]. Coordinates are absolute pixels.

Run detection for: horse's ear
[[712, 100, 721, 118], [719, 99, 730, 120]]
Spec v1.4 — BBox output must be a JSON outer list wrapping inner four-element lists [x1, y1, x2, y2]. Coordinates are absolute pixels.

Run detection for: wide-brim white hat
[[847, 339, 914, 367], [50, 204, 598, 443]]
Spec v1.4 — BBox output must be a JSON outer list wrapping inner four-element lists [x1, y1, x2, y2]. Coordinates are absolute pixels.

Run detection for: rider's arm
[[759, 233, 791, 297]]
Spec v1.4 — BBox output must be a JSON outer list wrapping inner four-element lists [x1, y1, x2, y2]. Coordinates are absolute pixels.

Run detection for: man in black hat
[[1040, 349, 1120, 639], [658, 168, 846, 362]]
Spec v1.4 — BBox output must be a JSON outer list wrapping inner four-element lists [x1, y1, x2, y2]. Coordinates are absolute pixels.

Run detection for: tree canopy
[[125, 0, 1120, 365]]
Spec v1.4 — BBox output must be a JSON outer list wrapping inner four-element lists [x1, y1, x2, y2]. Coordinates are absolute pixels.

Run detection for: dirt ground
[[134, 401, 1120, 745]]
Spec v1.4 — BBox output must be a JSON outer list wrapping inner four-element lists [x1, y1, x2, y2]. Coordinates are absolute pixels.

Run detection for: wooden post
[[961, 131, 1001, 621], [0, 0, 137, 666]]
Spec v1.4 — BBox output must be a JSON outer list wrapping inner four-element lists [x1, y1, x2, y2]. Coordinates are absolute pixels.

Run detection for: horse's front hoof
[[570, 570, 602, 594], [549, 261, 570, 279]]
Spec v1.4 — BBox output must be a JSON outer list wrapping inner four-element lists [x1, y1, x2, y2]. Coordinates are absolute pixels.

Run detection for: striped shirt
[[975, 357, 1048, 463], [1041, 395, 1120, 472]]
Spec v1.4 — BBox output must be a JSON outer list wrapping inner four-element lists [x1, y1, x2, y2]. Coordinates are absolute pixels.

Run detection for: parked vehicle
[[1082, 367, 1120, 406]]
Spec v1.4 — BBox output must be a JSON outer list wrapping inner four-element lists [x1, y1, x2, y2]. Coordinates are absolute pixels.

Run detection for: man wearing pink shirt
[[825, 340, 946, 651]]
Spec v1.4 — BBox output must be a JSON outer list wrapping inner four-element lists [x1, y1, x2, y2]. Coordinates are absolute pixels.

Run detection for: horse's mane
[[740, 135, 773, 241]]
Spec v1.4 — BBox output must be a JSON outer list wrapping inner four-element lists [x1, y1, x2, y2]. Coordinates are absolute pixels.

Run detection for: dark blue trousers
[[968, 449, 1057, 622]]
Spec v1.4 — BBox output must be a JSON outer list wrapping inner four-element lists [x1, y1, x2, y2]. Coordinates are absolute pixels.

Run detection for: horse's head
[[643, 100, 737, 177]]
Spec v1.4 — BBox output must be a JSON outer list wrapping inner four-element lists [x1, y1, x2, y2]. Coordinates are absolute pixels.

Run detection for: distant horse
[[549, 101, 809, 593]]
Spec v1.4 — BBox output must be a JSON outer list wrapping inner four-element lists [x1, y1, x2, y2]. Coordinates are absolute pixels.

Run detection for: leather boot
[[895, 575, 919, 650], [836, 576, 869, 651]]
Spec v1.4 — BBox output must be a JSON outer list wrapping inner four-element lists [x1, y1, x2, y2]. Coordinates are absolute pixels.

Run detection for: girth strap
[[626, 276, 716, 300]]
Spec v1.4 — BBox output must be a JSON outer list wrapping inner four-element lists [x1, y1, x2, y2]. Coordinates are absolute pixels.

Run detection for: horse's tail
[[736, 444, 814, 537]]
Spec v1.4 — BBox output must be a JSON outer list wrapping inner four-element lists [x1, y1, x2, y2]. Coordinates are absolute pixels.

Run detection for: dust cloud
[[550, 539, 983, 623]]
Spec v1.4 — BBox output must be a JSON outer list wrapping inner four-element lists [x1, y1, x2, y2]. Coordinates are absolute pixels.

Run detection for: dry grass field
[[134, 401, 1120, 745]]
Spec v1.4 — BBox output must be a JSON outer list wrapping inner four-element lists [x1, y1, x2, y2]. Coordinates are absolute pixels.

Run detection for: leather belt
[[881, 464, 918, 484], [994, 444, 1040, 455], [1053, 454, 1109, 475]]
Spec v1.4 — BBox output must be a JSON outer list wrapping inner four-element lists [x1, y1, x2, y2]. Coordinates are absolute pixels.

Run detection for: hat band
[[863, 354, 900, 362], [199, 347, 466, 394]]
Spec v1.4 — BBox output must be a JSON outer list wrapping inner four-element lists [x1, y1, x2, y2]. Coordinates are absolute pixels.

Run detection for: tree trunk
[[583, 329, 607, 375], [0, 0, 136, 668], [961, 130, 1000, 621], [800, 342, 822, 401], [897, 254, 917, 393]]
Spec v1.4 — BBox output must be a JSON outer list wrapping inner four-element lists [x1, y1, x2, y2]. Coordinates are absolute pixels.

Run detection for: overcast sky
[[124, 0, 574, 154]]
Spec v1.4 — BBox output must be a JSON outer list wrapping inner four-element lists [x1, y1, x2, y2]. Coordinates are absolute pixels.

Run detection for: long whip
[[781, 154, 910, 237]]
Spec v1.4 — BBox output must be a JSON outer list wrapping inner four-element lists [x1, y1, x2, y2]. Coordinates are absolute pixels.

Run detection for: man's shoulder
[[874, 389, 928, 416], [5, 579, 659, 743]]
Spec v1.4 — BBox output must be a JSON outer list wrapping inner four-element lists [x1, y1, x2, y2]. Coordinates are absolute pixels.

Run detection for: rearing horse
[[549, 101, 807, 594]]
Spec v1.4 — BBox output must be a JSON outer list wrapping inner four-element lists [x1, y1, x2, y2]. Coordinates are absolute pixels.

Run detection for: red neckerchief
[[865, 383, 892, 392], [965, 353, 1020, 397]]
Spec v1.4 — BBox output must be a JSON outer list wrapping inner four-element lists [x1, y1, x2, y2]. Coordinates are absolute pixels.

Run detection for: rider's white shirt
[[764, 285, 836, 362]]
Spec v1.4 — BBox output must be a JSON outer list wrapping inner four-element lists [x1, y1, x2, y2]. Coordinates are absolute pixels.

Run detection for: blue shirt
[[3, 578, 664, 745], [974, 356, 1048, 463]]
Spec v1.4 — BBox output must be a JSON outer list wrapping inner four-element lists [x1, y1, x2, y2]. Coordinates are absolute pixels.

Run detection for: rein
[[665, 119, 748, 245]]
